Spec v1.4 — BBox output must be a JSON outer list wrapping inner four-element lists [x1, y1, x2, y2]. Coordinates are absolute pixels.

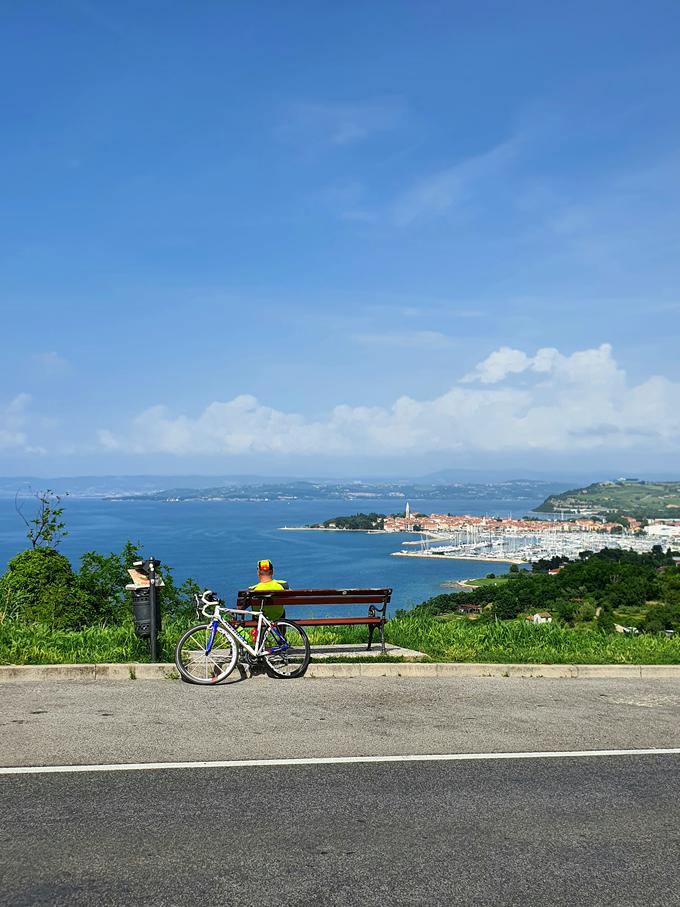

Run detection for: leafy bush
[[77, 541, 141, 625], [641, 601, 680, 633], [0, 548, 85, 628], [597, 605, 616, 632]]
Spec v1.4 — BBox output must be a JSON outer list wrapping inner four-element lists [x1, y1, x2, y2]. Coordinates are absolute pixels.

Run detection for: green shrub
[[597, 605, 616, 632], [0, 547, 87, 628], [641, 601, 680, 633], [77, 542, 141, 625], [575, 601, 597, 622]]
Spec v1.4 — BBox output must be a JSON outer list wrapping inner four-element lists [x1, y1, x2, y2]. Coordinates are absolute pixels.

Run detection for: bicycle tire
[[261, 620, 311, 679], [175, 623, 238, 685]]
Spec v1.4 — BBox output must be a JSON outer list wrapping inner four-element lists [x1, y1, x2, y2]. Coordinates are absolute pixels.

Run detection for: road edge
[[0, 661, 678, 681]]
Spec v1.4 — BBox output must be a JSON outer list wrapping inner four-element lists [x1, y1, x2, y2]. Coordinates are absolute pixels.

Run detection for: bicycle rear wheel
[[261, 620, 310, 679], [175, 624, 238, 685]]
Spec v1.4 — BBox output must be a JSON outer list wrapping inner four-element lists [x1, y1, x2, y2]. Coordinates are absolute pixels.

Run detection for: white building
[[644, 524, 680, 538]]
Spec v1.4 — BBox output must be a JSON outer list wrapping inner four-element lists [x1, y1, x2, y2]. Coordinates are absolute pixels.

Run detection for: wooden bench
[[234, 588, 392, 654]]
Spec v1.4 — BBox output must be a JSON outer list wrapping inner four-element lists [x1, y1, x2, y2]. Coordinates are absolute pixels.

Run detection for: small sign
[[127, 568, 165, 588]]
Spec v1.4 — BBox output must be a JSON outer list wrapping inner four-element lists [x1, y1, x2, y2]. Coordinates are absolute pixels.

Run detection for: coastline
[[392, 551, 525, 565], [279, 526, 385, 533]]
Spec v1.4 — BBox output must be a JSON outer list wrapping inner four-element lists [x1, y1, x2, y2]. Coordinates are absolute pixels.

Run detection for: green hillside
[[536, 480, 680, 520]]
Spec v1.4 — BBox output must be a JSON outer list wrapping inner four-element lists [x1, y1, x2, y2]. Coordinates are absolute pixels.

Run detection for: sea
[[0, 493, 542, 616]]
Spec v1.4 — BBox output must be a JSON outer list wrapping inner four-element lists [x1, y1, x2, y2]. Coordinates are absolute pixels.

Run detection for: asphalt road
[[1, 677, 680, 906], [2, 676, 680, 765], [2, 756, 679, 906]]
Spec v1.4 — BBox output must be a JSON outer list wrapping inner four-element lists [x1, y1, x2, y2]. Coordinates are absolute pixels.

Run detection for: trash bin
[[130, 587, 161, 638], [126, 557, 165, 658]]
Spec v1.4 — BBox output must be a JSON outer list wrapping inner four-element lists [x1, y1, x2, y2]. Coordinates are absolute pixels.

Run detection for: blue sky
[[2, 0, 679, 477]]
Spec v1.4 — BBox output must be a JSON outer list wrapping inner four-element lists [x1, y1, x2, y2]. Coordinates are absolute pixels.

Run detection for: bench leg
[[379, 620, 386, 654], [367, 624, 375, 651]]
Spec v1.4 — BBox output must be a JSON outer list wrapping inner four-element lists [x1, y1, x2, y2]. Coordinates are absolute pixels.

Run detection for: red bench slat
[[244, 597, 386, 607], [233, 616, 382, 628], [237, 588, 390, 602]]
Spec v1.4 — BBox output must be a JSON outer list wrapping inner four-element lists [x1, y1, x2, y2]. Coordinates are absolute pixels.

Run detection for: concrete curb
[[1, 661, 679, 681]]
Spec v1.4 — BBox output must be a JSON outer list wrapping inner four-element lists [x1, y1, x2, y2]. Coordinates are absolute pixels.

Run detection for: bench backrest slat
[[236, 587, 391, 607]]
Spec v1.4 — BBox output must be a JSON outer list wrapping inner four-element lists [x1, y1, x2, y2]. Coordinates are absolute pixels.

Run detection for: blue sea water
[[0, 495, 537, 615]]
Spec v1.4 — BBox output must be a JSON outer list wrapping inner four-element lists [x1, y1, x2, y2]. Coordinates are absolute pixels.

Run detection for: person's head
[[257, 559, 274, 582]]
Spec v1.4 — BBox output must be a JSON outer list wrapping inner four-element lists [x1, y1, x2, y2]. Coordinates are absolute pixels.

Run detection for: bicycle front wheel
[[175, 624, 238, 685], [261, 620, 311, 679]]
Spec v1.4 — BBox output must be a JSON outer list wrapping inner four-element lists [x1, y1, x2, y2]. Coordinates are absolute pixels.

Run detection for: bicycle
[[175, 590, 311, 684]]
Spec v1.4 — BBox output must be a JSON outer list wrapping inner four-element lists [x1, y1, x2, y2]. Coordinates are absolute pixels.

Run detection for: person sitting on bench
[[247, 559, 288, 621]]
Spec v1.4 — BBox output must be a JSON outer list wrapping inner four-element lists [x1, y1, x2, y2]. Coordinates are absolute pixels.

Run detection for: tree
[[77, 541, 141, 624], [15, 489, 68, 549], [0, 547, 83, 627], [597, 605, 616, 633], [659, 567, 680, 608], [555, 599, 577, 625]]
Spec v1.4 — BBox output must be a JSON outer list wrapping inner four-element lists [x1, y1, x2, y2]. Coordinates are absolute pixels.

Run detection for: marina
[[391, 527, 680, 565]]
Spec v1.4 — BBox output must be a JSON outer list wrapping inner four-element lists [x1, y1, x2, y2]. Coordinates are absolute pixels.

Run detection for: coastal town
[[299, 501, 680, 566], [391, 504, 680, 564], [381, 502, 633, 534]]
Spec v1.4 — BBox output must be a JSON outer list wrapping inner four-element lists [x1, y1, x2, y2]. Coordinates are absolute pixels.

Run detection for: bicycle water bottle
[[232, 621, 248, 642]]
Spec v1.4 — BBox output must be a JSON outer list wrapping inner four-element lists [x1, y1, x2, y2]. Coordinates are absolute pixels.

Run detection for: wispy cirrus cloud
[[280, 97, 406, 148], [392, 136, 521, 225], [97, 344, 680, 459]]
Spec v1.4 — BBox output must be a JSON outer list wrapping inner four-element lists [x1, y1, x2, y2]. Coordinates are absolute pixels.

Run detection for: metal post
[[148, 556, 158, 662]]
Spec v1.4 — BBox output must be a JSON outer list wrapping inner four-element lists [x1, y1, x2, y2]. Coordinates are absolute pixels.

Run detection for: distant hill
[[536, 481, 680, 520], [109, 479, 569, 504]]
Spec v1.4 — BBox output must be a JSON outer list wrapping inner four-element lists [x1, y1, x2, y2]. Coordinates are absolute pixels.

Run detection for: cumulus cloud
[[461, 346, 532, 384], [0, 394, 45, 453], [462, 343, 624, 388], [98, 344, 680, 459]]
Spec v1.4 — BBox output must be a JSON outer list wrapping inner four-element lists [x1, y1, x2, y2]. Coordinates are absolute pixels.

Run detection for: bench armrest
[[367, 602, 388, 618]]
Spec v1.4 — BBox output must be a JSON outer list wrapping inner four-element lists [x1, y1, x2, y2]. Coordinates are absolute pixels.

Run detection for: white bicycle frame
[[200, 600, 288, 659]]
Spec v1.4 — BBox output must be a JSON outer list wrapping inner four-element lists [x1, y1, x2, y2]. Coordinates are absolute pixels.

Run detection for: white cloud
[[461, 346, 532, 384], [0, 394, 46, 454], [461, 343, 623, 388], [99, 344, 680, 458]]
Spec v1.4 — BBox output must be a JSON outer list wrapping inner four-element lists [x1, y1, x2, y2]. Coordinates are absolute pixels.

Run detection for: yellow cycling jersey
[[249, 580, 286, 592], [248, 579, 288, 619]]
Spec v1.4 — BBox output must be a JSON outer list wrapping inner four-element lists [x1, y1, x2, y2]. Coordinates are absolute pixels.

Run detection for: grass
[[1, 613, 679, 666], [461, 575, 510, 588], [611, 605, 652, 628], [387, 614, 680, 664]]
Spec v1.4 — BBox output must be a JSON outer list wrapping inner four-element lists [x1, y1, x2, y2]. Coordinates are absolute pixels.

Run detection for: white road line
[[1, 748, 679, 776]]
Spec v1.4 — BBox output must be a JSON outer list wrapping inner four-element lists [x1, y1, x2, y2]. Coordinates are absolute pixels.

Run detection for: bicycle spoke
[[175, 625, 238, 684], [261, 621, 310, 678]]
